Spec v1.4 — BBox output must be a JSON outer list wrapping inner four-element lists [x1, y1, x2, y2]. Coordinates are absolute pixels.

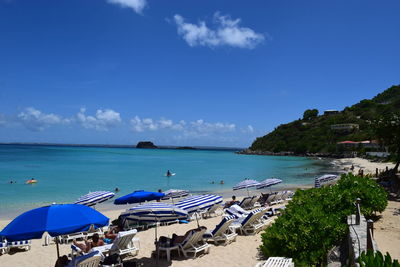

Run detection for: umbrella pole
[[55, 237, 60, 259], [195, 212, 200, 228], [246, 187, 250, 197]]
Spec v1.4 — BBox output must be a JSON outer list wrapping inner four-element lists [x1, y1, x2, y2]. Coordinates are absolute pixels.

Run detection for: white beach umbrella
[[233, 179, 260, 196], [161, 189, 189, 200], [74, 191, 115, 207], [256, 178, 283, 190]]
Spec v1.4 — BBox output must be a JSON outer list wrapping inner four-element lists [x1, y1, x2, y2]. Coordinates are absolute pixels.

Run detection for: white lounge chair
[[93, 229, 139, 260], [231, 208, 270, 235], [0, 239, 8, 255], [200, 203, 221, 219], [255, 257, 294, 267], [248, 196, 261, 209], [60, 227, 105, 244], [238, 196, 253, 209], [179, 227, 210, 258], [271, 191, 285, 205], [66, 250, 102, 267], [203, 215, 237, 245], [3, 239, 31, 252]]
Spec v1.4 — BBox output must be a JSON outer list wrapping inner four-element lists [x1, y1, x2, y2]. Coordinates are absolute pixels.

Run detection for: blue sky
[[0, 0, 399, 147]]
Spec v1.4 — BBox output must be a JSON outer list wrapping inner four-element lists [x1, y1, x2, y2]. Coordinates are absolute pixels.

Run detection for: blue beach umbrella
[[0, 204, 109, 257], [256, 178, 283, 190], [74, 191, 115, 207], [233, 179, 260, 196], [114, 190, 165, 205]]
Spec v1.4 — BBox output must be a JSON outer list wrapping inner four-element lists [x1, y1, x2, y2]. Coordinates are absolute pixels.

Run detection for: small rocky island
[[136, 141, 157, 149]]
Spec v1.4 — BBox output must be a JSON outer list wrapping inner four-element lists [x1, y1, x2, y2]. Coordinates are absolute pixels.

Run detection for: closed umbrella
[[0, 204, 109, 258], [74, 191, 115, 207], [233, 179, 260, 196], [114, 190, 165, 205], [256, 178, 283, 191]]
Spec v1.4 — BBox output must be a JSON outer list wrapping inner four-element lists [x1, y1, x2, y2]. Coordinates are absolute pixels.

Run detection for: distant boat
[[26, 179, 38, 184]]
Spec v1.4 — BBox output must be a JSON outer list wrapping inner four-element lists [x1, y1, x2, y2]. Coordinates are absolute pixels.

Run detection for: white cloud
[[17, 107, 66, 131], [107, 0, 147, 14], [77, 108, 121, 131], [173, 12, 265, 49], [130, 116, 236, 139], [242, 125, 254, 133]]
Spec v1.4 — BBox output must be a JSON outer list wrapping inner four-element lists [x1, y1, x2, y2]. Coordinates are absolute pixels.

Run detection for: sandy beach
[[0, 200, 280, 267], [374, 200, 400, 260], [333, 157, 395, 176]]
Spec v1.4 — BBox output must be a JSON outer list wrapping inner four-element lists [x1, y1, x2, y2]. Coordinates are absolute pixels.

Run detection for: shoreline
[[332, 157, 395, 175]]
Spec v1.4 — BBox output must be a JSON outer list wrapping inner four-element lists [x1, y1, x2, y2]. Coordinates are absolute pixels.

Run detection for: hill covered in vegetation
[[249, 85, 400, 154]]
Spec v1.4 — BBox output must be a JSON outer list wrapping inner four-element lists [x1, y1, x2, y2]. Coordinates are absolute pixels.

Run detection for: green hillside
[[249, 85, 400, 154]]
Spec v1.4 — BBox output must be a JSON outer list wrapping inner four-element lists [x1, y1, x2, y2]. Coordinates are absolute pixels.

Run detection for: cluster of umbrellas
[[0, 177, 282, 261], [233, 178, 283, 195]]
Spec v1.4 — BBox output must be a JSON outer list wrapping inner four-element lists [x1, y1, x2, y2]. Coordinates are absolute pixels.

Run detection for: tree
[[303, 109, 319, 121], [374, 112, 400, 173]]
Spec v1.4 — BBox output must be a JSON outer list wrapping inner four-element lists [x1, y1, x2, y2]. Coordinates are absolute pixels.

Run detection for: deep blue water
[[0, 145, 331, 218]]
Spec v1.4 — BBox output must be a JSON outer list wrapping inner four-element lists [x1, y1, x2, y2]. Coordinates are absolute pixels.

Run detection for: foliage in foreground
[[260, 173, 388, 266], [358, 250, 400, 267]]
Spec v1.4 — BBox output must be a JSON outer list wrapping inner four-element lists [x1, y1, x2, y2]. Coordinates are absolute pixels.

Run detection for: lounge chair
[[60, 227, 105, 244], [203, 215, 237, 245], [66, 250, 102, 267], [0, 239, 8, 255], [238, 196, 253, 209], [265, 193, 277, 205], [179, 227, 210, 258], [231, 208, 270, 235], [255, 257, 294, 267], [271, 191, 285, 205], [248, 196, 261, 209], [200, 203, 221, 219], [92, 229, 139, 262], [4, 239, 31, 252]]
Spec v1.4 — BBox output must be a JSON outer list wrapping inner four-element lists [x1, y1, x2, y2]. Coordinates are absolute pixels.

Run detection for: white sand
[[333, 157, 395, 175], [0, 202, 279, 267], [374, 200, 400, 260]]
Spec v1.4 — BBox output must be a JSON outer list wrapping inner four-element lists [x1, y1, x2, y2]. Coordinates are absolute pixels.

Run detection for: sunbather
[[72, 233, 104, 253], [159, 226, 206, 246], [224, 195, 238, 209]]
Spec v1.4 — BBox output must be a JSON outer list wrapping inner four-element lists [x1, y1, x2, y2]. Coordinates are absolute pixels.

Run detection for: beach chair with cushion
[[271, 191, 285, 205], [179, 227, 210, 258], [265, 193, 277, 205], [200, 203, 221, 219], [254, 257, 294, 267], [66, 250, 102, 267], [238, 196, 253, 209], [203, 215, 237, 245], [231, 208, 270, 235]]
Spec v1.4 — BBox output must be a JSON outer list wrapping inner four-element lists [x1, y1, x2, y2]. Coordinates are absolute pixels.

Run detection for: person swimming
[[166, 170, 172, 177]]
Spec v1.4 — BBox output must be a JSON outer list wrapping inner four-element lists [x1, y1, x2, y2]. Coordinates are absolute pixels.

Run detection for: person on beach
[[224, 196, 237, 208], [159, 227, 206, 246], [54, 255, 69, 267], [73, 233, 104, 253]]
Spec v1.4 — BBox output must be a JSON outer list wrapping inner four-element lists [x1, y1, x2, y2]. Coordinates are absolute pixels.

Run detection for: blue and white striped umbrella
[[120, 203, 188, 223], [256, 178, 282, 190], [177, 194, 223, 214], [161, 189, 189, 200], [74, 191, 115, 206], [233, 179, 260, 190]]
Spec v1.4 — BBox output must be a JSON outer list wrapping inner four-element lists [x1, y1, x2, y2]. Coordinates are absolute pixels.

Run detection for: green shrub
[[358, 250, 400, 267], [260, 174, 388, 266]]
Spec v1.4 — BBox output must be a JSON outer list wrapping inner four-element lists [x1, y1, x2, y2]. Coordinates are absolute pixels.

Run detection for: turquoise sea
[[0, 145, 334, 219]]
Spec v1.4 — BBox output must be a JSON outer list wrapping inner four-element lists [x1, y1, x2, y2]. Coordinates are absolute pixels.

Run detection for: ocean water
[[0, 145, 332, 218]]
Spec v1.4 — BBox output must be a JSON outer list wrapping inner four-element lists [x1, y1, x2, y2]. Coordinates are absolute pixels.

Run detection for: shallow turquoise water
[[0, 145, 331, 218]]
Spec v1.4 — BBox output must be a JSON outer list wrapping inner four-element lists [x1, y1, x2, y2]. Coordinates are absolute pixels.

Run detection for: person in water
[[166, 170, 171, 176]]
